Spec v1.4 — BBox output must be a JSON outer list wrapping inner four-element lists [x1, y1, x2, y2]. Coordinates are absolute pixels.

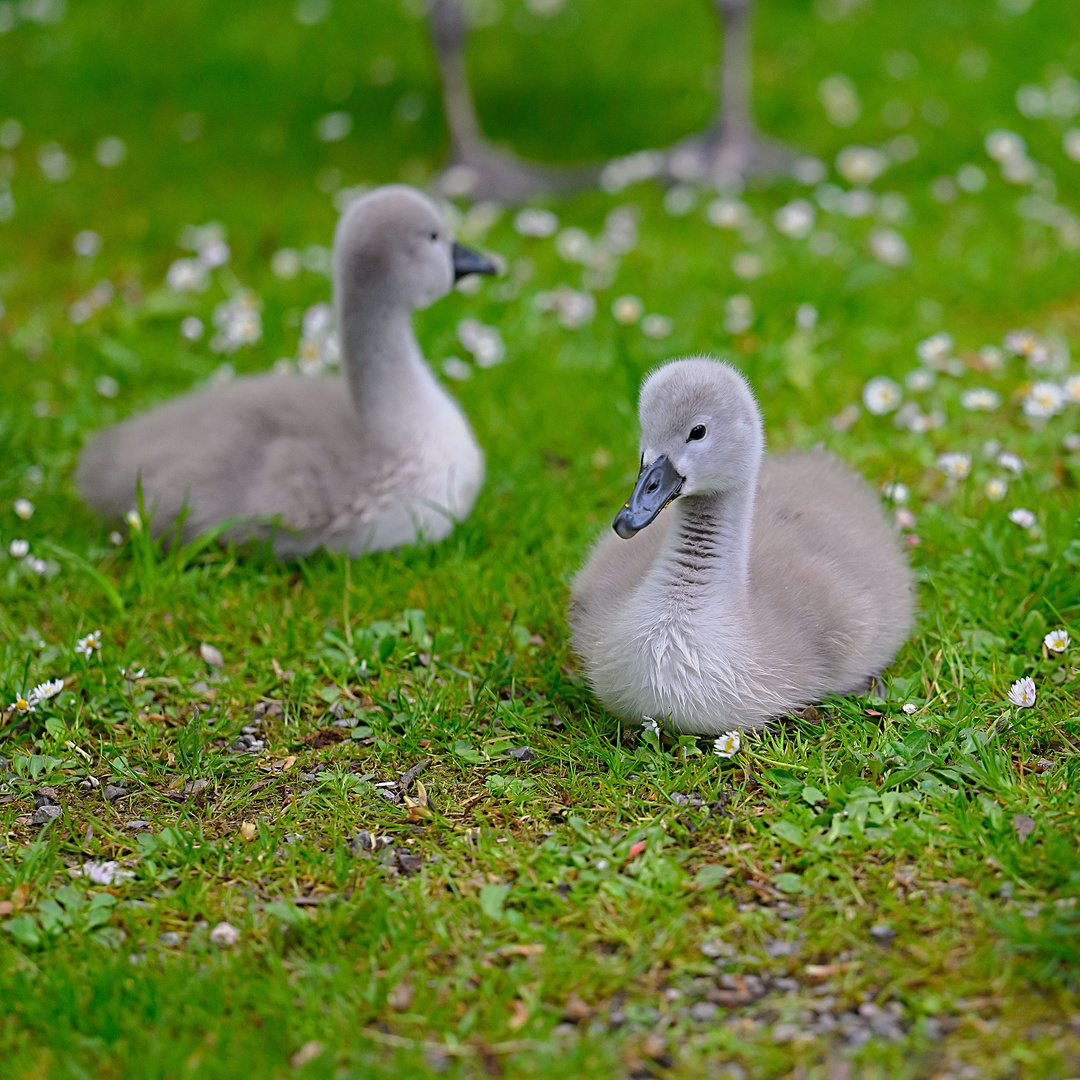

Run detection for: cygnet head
[[333, 184, 495, 313], [613, 357, 765, 538]]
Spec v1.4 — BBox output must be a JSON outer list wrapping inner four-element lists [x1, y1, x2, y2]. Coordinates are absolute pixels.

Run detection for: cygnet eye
[[687, 424, 707, 442], [429, 231, 439, 241]]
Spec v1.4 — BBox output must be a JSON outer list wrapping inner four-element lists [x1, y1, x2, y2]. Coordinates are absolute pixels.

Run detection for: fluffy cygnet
[[569, 357, 915, 734], [77, 185, 496, 557]]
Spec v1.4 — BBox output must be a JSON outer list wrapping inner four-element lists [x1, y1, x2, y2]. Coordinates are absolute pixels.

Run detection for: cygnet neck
[[657, 481, 755, 605], [340, 294, 437, 423]]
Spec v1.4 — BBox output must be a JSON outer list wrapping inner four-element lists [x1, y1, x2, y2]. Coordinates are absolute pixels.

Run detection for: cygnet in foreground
[[569, 357, 915, 734], [77, 185, 496, 557]]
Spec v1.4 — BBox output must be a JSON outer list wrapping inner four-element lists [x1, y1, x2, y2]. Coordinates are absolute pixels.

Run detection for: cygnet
[[569, 357, 915, 734], [77, 185, 496, 557]]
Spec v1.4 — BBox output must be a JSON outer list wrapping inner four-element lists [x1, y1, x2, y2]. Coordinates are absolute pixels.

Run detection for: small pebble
[[103, 785, 126, 801], [125, 819, 150, 830], [158, 931, 182, 947], [869, 923, 897, 943], [209, 921, 240, 947]]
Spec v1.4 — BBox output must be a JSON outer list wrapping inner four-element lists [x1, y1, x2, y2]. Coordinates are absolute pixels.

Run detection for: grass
[[2, 0, 1080, 1077]]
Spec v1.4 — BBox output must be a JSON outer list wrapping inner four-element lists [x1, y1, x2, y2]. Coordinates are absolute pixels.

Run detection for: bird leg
[[428, 0, 597, 202], [665, 0, 797, 185]]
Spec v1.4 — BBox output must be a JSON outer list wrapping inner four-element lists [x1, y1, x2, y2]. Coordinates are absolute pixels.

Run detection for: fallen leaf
[[0, 901, 13, 916], [239, 822, 257, 842], [199, 643, 224, 669], [1013, 813, 1035, 842], [508, 998, 530, 1031], [12, 883, 30, 910], [562, 992, 592, 1022], [290, 1041, 323, 1068]]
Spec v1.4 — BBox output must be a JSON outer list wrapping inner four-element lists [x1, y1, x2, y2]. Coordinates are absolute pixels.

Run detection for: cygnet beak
[[452, 242, 497, 281], [612, 454, 684, 539]]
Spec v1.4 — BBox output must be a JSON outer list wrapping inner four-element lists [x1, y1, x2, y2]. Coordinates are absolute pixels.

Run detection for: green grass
[[3, 0, 1080, 1077]]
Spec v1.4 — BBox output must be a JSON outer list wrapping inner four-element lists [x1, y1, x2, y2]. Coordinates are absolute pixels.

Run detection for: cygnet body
[[569, 357, 915, 734], [77, 185, 495, 558]]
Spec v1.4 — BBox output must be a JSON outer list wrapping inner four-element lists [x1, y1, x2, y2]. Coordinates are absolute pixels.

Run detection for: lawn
[[2, 0, 1080, 1077]]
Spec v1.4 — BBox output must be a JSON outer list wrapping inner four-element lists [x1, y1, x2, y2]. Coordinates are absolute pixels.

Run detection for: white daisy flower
[[13, 498, 34, 520], [9, 694, 34, 714], [773, 199, 816, 239], [555, 227, 591, 263], [1062, 374, 1080, 402], [868, 228, 910, 266], [936, 452, 971, 479], [902, 702, 917, 714], [8, 539, 29, 558], [641, 314, 674, 339], [125, 509, 142, 530], [705, 198, 750, 230], [1044, 629, 1070, 654], [985, 477, 1008, 501], [862, 376, 902, 415], [513, 208, 559, 238], [642, 716, 660, 736], [611, 295, 643, 325], [27, 678, 64, 705], [882, 482, 909, 503], [1007, 676, 1036, 708], [917, 332, 954, 366], [457, 318, 505, 367], [1023, 381, 1066, 418], [713, 732, 741, 758], [836, 146, 888, 185], [905, 368, 935, 392], [166, 258, 208, 293], [75, 631, 102, 657], [997, 451, 1024, 473], [961, 387, 1001, 412], [180, 316, 204, 341], [985, 129, 1026, 164], [724, 294, 754, 335], [1009, 507, 1036, 529]]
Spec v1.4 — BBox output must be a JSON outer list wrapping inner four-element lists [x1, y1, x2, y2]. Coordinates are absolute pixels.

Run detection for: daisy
[[713, 732, 741, 758], [611, 295, 643, 325], [8, 539, 29, 558], [985, 477, 1008, 501], [917, 332, 954, 366], [705, 198, 749, 230], [882, 481, 909, 503], [1023, 381, 1066, 419], [641, 314, 674, 340], [724, 295, 754, 335], [862, 376, 902, 415], [28, 679, 64, 705], [1009, 507, 1036, 529], [868, 229, 909, 266], [457, 319, 504, 367], [902, 703, 918, 714], [773, 199, 815, 239], [1007, 677, 1036, 708], [555, 228, 591, 263], [961, 388, 1001, 412], [936, 452, 971, 479], [836, 146, 888, 185], [513, 208, 558, 238], [1063, 375, 1080, 403], [997, 451, 1024, 473], [75, 631, 101, 657], [13, 499, 33, 520], [985, 130, 1026, 164], [1044, 629, 1070, 654], [9, 694, 34, 714], [642, 716, 660, 736]]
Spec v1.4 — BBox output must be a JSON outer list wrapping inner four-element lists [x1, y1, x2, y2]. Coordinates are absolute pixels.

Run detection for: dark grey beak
[[452, 242, 497, 281], [612, 454, 684, 539]]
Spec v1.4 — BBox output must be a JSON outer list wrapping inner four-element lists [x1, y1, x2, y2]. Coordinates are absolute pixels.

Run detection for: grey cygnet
[[569, 357, 916, 734], [77, 185, 496, 557]]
